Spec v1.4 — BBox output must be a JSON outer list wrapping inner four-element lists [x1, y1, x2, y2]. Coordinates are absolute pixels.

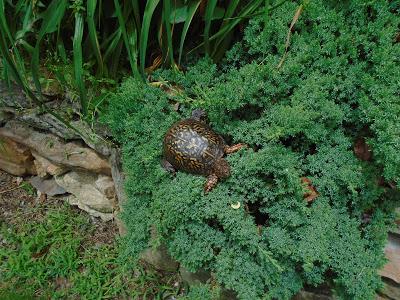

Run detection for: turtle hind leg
[[204, 174, 219, 193], [161, 159, 176, 174], [225, 143, 247, 154]]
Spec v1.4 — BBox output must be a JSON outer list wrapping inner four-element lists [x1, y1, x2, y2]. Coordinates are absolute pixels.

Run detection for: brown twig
[[277, 4, 303, 69]]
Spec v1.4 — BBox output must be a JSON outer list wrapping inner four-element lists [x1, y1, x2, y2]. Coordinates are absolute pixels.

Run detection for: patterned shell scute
[[163, 119, 225, 175]]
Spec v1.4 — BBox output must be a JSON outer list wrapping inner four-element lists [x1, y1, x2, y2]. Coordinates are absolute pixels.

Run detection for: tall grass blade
[[178, 0, 201, 65], [87, 0, 104, 76], [73, 10, 88, 116], [190, 0, 263, 58], [114, 0, 140, 79], [204, 0, 217, 54], [140, 0, 161, 76], [31, 0, 67, 98], [132, 0, 141, 29], [162, 0, 174, 67]]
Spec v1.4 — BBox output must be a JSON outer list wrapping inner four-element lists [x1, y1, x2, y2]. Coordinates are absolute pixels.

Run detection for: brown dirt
[[0, 170, 118, 246]]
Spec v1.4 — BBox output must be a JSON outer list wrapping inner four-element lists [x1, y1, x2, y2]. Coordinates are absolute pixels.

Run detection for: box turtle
[[162, 109, 246, 193]]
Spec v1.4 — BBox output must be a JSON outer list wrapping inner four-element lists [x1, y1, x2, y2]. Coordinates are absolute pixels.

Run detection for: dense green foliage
[[105, 1, 400, 299]]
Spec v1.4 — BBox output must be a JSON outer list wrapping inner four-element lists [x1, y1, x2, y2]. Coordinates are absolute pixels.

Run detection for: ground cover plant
[[105, 0, 400, 299]]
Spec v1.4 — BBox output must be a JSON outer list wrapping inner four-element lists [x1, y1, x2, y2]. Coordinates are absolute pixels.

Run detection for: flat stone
[[0, 121, 111, 175], [140, 244, 180, 272], [95, 175, 115, 199], [293, 291, 332, 300], [379, 234, 400, 284], [66, 194, 114, 222], [179, 266, 211, 285], [380, 278, 400, 300], [32, 152, 68, 177], [29, 176, 66, 196], [55, 171, 116, 214], [0, 136, 36, 176]]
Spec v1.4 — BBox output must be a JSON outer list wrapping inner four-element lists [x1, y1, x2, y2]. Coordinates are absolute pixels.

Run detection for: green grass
[[0, 202, 180, 299]]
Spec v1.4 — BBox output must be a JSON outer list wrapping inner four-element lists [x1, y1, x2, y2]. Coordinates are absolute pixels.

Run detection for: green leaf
[[178, 0, 201, 65], [169, 4, 188, 24], [87, 0, 104, 76], [114, 0, 140, 79], [162, 0, 174, 67], [204, 0, 217, 54], [73, 10, 88, 116], [140, 0, 161, 76]]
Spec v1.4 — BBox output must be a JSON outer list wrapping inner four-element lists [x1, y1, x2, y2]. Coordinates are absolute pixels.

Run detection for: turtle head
[[213, 158, 231, 179]]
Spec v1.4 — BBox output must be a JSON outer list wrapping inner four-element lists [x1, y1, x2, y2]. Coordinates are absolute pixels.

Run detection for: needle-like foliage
[[105, 1, 399, 299]]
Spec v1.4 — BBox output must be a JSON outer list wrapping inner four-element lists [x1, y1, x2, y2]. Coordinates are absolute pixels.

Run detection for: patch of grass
[[0, 201, 180, 299]]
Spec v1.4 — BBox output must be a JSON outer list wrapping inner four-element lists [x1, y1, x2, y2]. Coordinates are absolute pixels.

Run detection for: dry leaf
[[145, 55, 162, 73], [301, 177, 319, 203]]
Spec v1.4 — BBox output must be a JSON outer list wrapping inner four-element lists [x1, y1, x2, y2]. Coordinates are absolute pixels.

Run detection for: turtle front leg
[[161, 159, 176, 174], [225, 143, 247, 154], [204, 174, 219, 193]]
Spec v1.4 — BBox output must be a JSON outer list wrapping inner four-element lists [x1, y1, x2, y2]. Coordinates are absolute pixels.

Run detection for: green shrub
[[105, 1, 400, 299]]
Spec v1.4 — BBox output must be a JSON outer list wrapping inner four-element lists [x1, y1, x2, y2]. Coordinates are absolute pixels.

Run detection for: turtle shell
[[163, 119, 226, 175]]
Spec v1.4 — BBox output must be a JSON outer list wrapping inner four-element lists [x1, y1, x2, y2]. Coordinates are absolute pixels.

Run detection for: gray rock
[[0, 81, 32, 108], [379, 233, 400, 284], [0, 120, 111, 175], [32, 152, 68, 177], [293, 291, 332, 300], [29, 176, 66, 196], [65, 194, 114, 222], [55, 171, 116, 214], [180, 266, 211, 285], [140, 244, 179, 272], [380, 278, 400, 300]]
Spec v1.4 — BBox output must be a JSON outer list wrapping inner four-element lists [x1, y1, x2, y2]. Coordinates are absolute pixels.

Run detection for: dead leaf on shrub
[[301, 177, 318, 203], [354, 137, 372, 161], [149, 81, 184, 98]]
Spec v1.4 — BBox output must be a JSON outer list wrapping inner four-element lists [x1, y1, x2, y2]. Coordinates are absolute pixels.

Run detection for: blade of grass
[[73, 9, 88, 117], [178, 0, 201, 65], [31, 0, 68, 98], [204, 0, 217, 54], [87, 0, 104, 76], [103, 29, 122, 62], [132, 0, 141, 29], [140, 0, 161, 76], [190, 0, 262, 57], [162, 0, 174, 67], [114, 0, 140, 79], [211, 0, 239, 57]]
